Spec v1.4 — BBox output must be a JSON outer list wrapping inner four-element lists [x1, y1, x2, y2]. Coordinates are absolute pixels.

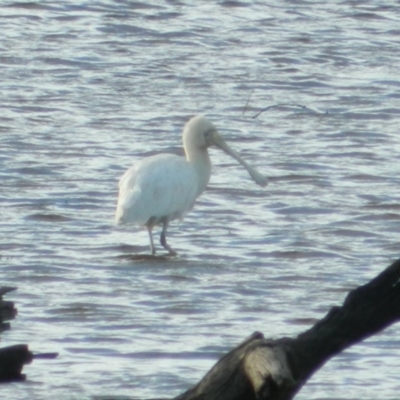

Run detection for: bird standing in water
[[115, 115, 267, 255]]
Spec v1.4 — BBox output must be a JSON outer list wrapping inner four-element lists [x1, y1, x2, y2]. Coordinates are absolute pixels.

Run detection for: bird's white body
[[116, 153, 207, 226], [116, 115, 267, 255]]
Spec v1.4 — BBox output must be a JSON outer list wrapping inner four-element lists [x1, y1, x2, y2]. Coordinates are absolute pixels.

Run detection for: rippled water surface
[[1, 1, 400, 399]]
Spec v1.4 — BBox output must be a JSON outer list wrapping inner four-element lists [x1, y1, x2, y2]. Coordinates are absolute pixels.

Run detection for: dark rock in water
[[0, 287, 17, 332], [0, 287, 58, 382]]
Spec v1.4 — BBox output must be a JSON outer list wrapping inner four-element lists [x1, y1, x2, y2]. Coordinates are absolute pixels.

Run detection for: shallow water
[[1, 1, 400, 399]]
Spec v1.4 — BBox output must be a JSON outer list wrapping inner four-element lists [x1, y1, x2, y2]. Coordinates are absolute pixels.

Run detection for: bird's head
[[183, 115, 221, 150], [182, 115, 268, 187]]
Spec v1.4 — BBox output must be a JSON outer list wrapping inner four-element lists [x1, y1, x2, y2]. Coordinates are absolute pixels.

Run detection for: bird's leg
[[146, 226, 156, 255], [160, 219, 177, 255]]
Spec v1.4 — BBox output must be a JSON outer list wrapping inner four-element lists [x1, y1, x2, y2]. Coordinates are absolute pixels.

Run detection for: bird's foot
[[168, 248, 177, 256]]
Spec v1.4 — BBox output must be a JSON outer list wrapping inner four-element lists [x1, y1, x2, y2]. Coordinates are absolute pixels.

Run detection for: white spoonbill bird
[[115, 115, 267, 255]]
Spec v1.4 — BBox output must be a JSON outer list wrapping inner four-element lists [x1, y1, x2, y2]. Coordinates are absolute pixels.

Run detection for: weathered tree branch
[[173, 258, 400, 400]]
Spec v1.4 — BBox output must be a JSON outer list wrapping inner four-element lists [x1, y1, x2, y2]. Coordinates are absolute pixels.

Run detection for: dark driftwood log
[[0, 344, 33, 382], [0, 345, 58, 382], [174, 257, 400, 400]]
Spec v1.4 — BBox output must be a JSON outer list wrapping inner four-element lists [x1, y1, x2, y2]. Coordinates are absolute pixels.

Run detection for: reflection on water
[[1, 1, 400, 399]]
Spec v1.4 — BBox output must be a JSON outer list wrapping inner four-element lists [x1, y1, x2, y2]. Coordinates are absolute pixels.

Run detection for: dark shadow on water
[[113, 244, 148, 253], [116, 253, 176, 262], [110, 244, 181, 262], [24, 212, 72, 222]]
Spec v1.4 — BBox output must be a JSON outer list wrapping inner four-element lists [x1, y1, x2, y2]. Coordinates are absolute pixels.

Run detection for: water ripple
[[1, 1, 400, 400]]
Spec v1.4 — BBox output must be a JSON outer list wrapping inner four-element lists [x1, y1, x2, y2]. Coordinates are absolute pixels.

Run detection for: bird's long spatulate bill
[[213, 135, 268, 187]]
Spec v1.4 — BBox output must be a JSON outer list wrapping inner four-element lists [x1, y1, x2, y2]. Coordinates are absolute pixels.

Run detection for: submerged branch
[[252, 103, 326, 119]]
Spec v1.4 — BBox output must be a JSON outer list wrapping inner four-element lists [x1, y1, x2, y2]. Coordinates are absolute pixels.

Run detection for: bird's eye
[[204, 129, 213, 143]]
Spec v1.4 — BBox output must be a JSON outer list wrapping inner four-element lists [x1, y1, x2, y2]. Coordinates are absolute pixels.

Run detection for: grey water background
[[1, 1, 400, 399]]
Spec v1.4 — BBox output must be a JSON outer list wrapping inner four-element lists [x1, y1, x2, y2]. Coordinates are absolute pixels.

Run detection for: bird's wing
[[116, 154, 199, 226], [115, 163, 141, 223]]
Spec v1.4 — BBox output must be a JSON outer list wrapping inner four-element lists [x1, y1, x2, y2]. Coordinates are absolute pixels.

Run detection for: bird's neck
[[186, 148, 212, 196]]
